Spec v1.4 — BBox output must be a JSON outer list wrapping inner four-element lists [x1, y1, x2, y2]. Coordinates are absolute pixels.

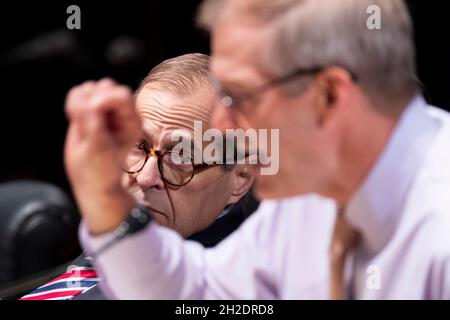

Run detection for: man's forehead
[[136, 88, 212, 138], [211, 19, 270, 87]]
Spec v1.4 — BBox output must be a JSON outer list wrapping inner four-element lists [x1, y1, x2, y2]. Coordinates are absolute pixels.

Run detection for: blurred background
[[0, 0, 448, 285], [0, 0, 209, 193]]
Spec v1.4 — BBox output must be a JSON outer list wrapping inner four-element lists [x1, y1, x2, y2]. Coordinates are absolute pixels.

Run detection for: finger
[[110, 108, 142, 147], [67, 84, 133, 134], [65, 81, 96, 120], [65, 123, 82, 152], [67, 83, 140, 151], [96, 77, 117, 89], [86, 86, 137, 132], [87, 85, 134, 113], [79, 110, 106, 139]]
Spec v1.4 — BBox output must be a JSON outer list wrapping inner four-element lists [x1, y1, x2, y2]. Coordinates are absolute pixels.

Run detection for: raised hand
[[64, 78, 141, 235]]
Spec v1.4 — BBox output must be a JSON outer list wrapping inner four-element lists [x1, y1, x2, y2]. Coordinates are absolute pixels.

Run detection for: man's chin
[[152, 213, 170, 227]]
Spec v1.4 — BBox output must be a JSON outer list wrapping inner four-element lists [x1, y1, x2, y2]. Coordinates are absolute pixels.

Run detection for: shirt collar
[[345, 96, 439, 254], [217, 205, 233, 219]]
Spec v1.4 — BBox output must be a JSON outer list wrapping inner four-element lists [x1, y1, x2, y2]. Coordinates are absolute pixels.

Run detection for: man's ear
[[227, 164, 256, 204], [315, 67, 353, 126]]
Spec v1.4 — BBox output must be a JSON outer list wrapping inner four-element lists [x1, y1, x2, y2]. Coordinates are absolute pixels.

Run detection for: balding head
[[124, 53, 255, 237], [136, 53, 215, 139]]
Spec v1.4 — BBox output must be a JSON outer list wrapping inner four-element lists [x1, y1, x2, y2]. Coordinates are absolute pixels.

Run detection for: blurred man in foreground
[[63, 0, 450, 299]]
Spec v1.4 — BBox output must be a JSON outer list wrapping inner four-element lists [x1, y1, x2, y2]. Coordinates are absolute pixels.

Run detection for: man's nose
[[135, 156, 165, 190]]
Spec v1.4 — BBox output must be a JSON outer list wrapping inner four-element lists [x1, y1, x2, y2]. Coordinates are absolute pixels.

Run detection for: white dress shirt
[[80, 195, 337, 299], [345, 96, 450, 299], [80, 95, 450, 299]]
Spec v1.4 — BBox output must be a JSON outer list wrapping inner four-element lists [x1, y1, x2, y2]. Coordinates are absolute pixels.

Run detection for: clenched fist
[[64, 78, 142, 235]]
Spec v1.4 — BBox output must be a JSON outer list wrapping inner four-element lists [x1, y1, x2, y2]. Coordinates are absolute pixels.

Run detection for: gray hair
[[198, 0, 419, 113], [135, 53, 212, 98]]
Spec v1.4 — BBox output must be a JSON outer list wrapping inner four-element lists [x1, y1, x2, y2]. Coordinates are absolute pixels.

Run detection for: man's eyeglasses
[[123, 141, 220, 187], [211, 66, 357, 110]]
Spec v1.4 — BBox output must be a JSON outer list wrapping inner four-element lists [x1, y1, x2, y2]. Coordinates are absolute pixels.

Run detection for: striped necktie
[[20, 257, 99, 300]]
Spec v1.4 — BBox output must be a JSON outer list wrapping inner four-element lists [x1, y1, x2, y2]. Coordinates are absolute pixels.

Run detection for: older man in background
[[21, 53, 258, 300]]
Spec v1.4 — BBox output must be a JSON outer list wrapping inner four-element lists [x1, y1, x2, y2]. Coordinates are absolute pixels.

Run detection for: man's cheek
[[124, 177, 140, 202], [121, 173, 133, 189]]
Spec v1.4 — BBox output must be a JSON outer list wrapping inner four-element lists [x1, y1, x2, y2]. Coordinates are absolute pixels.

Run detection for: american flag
[[20, 258, 99, 300]]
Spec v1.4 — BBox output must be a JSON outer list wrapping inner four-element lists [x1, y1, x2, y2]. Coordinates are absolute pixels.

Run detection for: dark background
[[0, 0, 448, 197]]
